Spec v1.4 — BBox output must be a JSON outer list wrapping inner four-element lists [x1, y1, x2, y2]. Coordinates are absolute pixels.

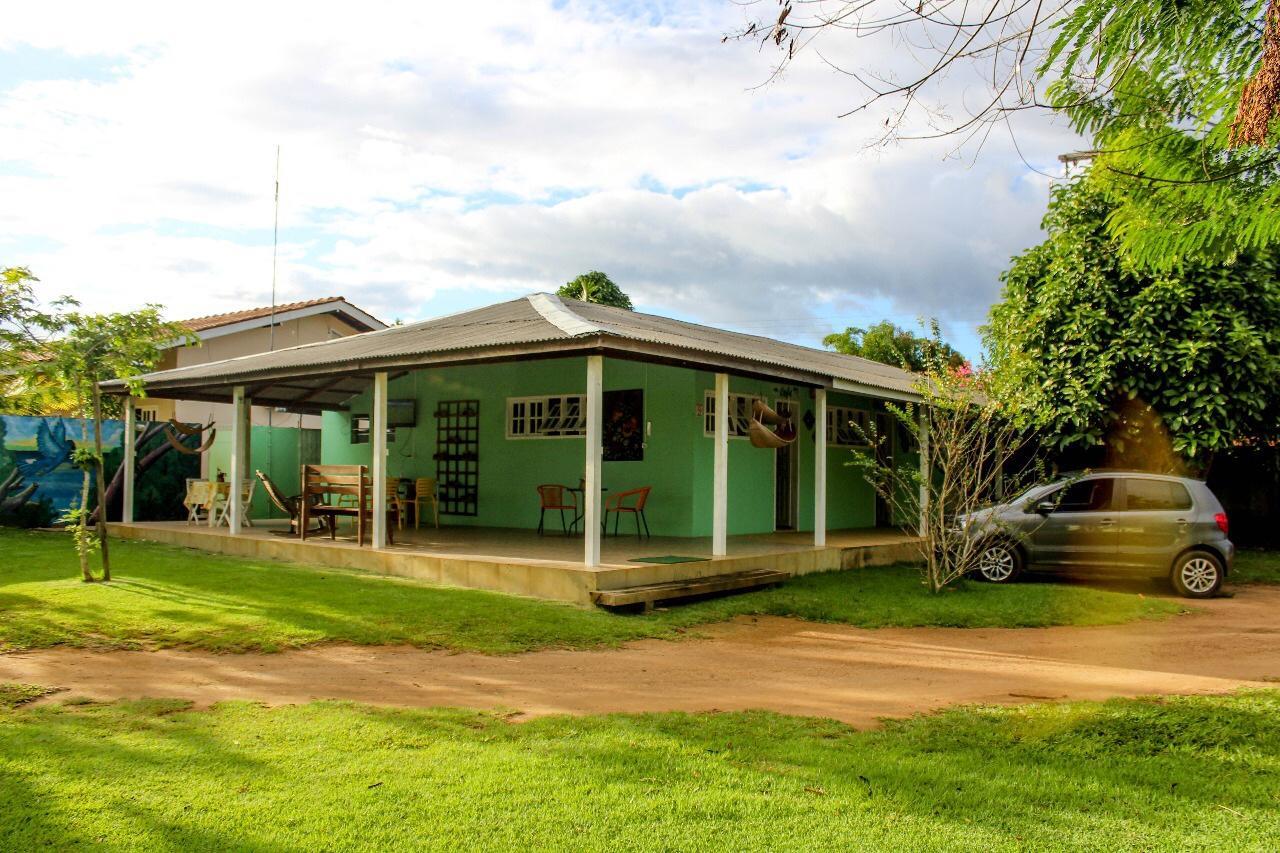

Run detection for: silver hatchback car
[[959, 471, 1234, 598]]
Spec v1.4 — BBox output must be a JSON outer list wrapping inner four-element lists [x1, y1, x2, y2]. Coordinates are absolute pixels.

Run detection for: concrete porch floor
[[108, 520, 922, 606]]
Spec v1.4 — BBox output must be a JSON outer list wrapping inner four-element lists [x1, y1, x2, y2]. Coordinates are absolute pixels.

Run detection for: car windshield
[[1010, 482, 1062, 506]]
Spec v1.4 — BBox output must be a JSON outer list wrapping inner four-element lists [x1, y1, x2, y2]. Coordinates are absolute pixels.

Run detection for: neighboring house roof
[[104, 294, 922, 411], [177, 296, 387, 339]]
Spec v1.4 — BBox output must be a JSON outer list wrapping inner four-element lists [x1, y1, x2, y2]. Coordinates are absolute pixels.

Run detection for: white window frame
[[506, 394, 588, 439], [826, 405, 872, 448], [134, 407, 159, 423], [703, 390, 765, 439]]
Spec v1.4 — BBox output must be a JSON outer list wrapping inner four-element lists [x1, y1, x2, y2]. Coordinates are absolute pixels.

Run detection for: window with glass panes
[[506, 394, 587, 438], [826, 405, 871, 448], [703, 391, 764, 438]]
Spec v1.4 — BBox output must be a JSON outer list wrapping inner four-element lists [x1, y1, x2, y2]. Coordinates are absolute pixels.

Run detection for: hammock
[[747, 400, 797, 449], [164, 420, 217, 455]]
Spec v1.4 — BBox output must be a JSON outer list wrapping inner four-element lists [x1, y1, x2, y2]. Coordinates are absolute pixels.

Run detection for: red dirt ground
[[3, 587, 1277, 726]]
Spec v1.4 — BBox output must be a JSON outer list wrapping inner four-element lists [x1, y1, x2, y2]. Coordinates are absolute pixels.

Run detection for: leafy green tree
[[0, 267, 72, 413], [40, 307, 192, 582], [735, 1, 1280, 269], [557, 271, 633, 310], [984, 180, 1280, 471], [823, 320, 965, 372]]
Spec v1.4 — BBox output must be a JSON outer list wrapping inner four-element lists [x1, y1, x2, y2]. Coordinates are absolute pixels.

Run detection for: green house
[[107, 294, 922, 571]]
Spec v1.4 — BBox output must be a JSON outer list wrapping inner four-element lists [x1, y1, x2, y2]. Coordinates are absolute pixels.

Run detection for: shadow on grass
[[1, 529, 1187, 655]]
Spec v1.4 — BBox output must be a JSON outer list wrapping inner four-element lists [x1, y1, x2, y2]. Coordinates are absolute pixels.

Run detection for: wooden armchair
[[255, 470, 328, 537]]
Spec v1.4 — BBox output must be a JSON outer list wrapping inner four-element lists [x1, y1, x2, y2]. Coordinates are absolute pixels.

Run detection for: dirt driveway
[[4, 586, 1278, 727]]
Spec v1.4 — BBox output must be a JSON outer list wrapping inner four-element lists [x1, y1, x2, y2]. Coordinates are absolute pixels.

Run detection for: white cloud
[[0, 0, 1080, 357]]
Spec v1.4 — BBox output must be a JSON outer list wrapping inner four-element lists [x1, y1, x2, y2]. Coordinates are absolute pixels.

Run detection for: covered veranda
[[104, 294, 926, 602]]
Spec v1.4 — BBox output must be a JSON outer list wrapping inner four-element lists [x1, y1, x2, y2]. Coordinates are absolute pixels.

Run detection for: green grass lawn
[[1232, 549, 1280, 584], [1, 690, 1275, 850], [0, 529, 1186, 654]]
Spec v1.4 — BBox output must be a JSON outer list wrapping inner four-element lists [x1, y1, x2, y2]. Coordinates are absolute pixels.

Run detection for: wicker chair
[[603, 486, 652, 540], [536, 484, 577, 536]]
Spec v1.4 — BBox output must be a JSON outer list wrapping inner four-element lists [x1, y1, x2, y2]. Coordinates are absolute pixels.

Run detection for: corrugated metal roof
[[106, 294, 920, 402], [570, 300, 919, 396]]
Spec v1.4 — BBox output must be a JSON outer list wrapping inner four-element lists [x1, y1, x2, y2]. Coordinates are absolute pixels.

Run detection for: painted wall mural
[[0, 416, 198, 527]]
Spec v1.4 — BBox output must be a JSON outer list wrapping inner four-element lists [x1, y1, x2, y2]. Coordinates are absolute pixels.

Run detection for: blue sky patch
[[0, 44, 127, 90]]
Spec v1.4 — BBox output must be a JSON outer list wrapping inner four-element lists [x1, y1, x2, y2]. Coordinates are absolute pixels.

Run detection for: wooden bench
[[591, 569, 789, 612], [299, 464, 396, 547]]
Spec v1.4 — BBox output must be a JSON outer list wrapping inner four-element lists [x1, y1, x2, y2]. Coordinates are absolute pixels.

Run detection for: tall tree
[[823, 320, 965, 372], [731, 1, 1280, 269], [557, 271, 634, 310], [40, 307, 191, 582], [984, 179, 1280, 471]]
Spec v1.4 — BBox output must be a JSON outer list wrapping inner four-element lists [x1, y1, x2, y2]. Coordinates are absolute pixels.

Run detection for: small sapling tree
[[848, 346, 1047, 593]]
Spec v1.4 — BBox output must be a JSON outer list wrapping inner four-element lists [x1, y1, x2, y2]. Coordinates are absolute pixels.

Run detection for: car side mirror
[[1034, 500, 1056, 516]]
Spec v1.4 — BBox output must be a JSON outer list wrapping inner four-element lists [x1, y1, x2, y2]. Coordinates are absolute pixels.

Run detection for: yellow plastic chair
[[414, 477, 439, 529]]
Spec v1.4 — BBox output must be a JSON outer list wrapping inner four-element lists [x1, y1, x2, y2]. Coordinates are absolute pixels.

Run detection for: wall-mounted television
[[388, 399, 417, 427]]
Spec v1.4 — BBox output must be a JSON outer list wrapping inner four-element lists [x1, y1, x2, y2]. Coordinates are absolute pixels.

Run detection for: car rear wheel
[[1170, 551, 1224, 598], [974, 541, 1022, 584]]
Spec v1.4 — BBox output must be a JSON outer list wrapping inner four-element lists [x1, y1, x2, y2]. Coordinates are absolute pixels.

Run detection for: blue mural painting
[[0, 415, 198, 526]]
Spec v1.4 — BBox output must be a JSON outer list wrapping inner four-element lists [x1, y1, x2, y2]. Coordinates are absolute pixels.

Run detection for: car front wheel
[[974, 541, 1022, 584], [1170, 551, 1224, 599]]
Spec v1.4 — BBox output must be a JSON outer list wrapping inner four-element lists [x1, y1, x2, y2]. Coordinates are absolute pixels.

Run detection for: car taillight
[[1214, 512, 1229, 536]]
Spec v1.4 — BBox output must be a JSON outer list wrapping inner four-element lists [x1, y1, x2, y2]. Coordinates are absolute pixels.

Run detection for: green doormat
[[629, 555, 708, 564]]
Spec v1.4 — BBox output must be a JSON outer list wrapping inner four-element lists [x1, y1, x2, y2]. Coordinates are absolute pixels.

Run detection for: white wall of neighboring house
[[129, 311, 371, 478]]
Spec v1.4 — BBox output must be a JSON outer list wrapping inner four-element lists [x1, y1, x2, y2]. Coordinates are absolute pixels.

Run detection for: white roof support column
[[814, 387, 827, 547], [121, 397, 135, 523], [918, 406, 930, 538], [583, 355, 603, 567], [712, 372, 729, 557], [228, 385, 246, 535], [372, 371, 389, 550]]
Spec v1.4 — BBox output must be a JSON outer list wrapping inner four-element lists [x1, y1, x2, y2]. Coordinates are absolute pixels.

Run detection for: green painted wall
[[208, 425, 303, 519], [317, 356, 908, 537]]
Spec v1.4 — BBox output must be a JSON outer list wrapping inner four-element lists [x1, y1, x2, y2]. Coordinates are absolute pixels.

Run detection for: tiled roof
[[178, 297, 354, 332]]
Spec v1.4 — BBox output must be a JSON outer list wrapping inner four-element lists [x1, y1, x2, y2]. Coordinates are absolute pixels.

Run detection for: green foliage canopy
[[984, 180, 1280, 466], [1046, 0, 1280, 269], [823, 320, 965, 372], [557, 271, 633, 310], [41, 306, 191, 419]]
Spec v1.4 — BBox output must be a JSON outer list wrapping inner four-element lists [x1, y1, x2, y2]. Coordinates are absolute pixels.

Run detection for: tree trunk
[[0, 468, 38, 513], [78, 419, 92, 582], [89, 421, 167, 524], [92, 382, 111, 582]]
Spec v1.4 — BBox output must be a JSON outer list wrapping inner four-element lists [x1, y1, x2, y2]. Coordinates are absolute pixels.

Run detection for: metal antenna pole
[[269, 144, 280, 352], [266, 145, 281, 508]]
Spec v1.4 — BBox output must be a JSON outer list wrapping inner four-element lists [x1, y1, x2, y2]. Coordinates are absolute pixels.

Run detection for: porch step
[[591, 569, 790, 611]]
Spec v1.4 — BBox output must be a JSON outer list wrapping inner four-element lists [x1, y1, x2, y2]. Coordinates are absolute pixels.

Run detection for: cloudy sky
[[1, 0, 1079, 360]]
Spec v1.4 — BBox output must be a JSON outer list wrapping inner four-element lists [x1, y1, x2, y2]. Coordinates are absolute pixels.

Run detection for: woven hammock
[[164, 420, 217, 455], [748, 400, 797, 448]]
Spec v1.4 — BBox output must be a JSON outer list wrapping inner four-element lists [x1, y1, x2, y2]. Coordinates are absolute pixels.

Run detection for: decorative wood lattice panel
[[434, 400, 479, 517]]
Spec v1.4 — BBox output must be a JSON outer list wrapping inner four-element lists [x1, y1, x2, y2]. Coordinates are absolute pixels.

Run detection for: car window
[[1124, 479, 1192, 511], [1050, 478, 1115, 512]]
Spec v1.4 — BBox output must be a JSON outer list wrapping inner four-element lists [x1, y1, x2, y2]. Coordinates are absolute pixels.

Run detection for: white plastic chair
[[214, 479, 256, 528]]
